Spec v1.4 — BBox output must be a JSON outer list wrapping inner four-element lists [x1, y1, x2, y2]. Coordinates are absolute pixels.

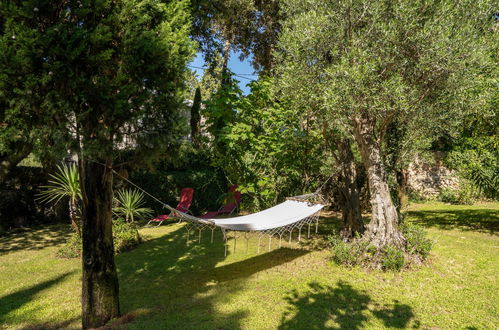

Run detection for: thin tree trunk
[[190, 86, 202, 148], [222, 38, 231, 73], [396, 169, 409, 213], [221, 37, 231, 86], [352, 114, 405, 248], [336, 139, 363, 239], [80, 158, 120, 328], [69, 199, 81, 237]]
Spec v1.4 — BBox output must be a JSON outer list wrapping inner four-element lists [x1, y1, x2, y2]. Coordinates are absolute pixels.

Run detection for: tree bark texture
[[396, 169, 409, 212], [69, 198, 81, 237], [221, 37, 232, 86], [336, 139, 364, 239], [352, 114, 405, 248], [80, 159, 120, 329]]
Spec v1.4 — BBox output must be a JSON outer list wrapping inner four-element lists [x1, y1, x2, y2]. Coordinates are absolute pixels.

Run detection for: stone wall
[[406, 156, 460, 198]]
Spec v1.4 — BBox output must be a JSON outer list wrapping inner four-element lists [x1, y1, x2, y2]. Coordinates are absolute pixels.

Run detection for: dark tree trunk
[[0, 141, 32, 185], [396, 169, 409, 213], [190, 86, 202, 148], [80, 158, 120, 329], [336, 139, 363, 239], [353, 114, 405, 248]]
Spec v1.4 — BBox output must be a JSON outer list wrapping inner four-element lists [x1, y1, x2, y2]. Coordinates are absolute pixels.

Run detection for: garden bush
[[56, 219, 141, 258], [112, 218, 142, 253], [56, 232, 82, 258], [401, 223, 433, 260], [438, 183, 477, 205], [381, 245, 405, 271], [328, 235, 375, 268], [328, 223, 433, 271]]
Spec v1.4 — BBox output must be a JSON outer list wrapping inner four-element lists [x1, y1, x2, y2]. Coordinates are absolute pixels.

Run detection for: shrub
[[328, 224, 432, 271], [56, 232, 82, 258], [439, 183, 477, 205], [113, 218, 142, 253], [408, 190, 429, 203], [56, 219, 141, 258], [401, 223, 433, 260], [381, 245, 405, 271], [438, 188, 458, 204], [455, 183, 477, 205], [329, 236, 358, 266], [113, 189, 153, 223], [328, 235, 375, 268]]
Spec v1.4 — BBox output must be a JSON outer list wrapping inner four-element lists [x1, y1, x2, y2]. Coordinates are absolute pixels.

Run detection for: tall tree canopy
[[0, 0, 194, 327], [276, 0, 496, 247], [191, 0, 282, 73]]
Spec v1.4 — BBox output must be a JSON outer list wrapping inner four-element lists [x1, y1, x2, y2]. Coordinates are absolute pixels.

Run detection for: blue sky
[[189, 51, 257, 95]]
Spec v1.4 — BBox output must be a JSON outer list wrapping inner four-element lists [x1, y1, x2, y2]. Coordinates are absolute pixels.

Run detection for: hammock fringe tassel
[[169, 194, 324, 256]]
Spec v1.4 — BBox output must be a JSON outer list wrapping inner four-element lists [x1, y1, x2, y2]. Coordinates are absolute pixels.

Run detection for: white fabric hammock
[[208, 200, 324, 231], [165, 198, 324, 232], [164, 195, 325, 255]]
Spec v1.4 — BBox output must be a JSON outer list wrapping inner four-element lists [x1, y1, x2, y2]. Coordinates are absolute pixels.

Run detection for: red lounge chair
[[200, 185, 241, 219], [147, 188, 194, 226]]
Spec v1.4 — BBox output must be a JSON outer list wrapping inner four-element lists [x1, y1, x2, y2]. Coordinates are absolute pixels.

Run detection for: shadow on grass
[[18, 317, 80, 330], [407, 208, 499, 235], [117, 224, 309, 328], [0, 224, 72, 254], [279, 281, 419, 329], [0, 272, 75, 323], [298, 211, 370, 250]]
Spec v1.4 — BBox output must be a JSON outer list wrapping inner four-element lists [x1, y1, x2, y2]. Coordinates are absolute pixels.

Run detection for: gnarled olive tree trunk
[[79, 158, 120, 328], [353, 114, 405, 248], [336, 139, 363, 239]]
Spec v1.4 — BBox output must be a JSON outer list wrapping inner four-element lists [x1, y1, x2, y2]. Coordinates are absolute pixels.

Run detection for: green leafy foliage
[[328, 236, 373, 267], [129, 144, 227, 215], [328, 222, 433, 271], [112, 218, 142, 254], [204, 77, 325, 209], [37, 163, 82, 235], [446, 136, 498, 199], [37, 164, 81, 205], [56, 219, 141, 258], [438, 183, 478, 205], [113, 189, 153, 223], [56, 233, 83, 259], [401, 223, 433, 260], [381, 246, 405, 271], [275, 0, 497, 238]]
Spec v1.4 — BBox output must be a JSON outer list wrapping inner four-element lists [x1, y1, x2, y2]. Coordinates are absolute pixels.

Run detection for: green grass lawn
[[1, 202, 498, 329]]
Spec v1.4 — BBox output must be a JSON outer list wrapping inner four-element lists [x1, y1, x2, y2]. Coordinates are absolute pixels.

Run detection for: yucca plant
[[38, 163, 82, 236], [113, 189, 153, 223]]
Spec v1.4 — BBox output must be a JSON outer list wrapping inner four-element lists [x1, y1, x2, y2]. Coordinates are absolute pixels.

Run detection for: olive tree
[[276, 0, 496, 247]]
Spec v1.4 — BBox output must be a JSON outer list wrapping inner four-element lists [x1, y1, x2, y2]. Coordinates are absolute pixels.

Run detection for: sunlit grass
[[0, 202, 497, 329]]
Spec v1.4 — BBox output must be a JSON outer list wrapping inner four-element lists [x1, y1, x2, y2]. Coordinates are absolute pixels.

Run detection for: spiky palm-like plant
[[113, 189, 153, 223], [38, 163, 82, 236]]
